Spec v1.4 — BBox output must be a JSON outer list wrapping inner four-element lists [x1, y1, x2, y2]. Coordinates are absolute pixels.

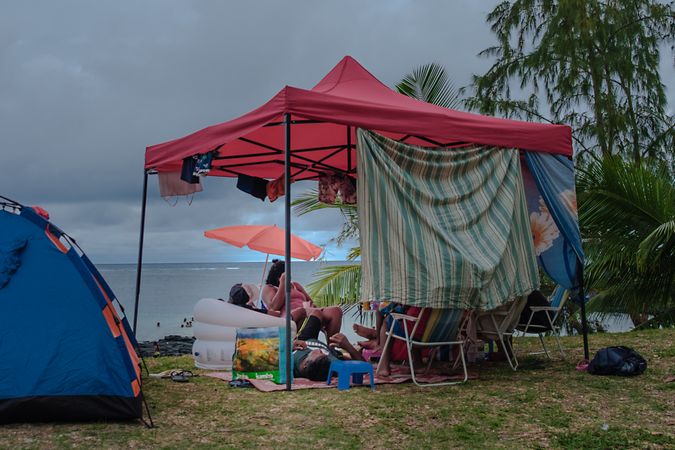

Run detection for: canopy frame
[[133, 58, 588, 388]]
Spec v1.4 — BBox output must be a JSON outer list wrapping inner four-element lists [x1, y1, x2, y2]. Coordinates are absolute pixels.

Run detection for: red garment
[[318, 173, 356, 204], [390, 307, 431, 362], [266, 172, 293, 202]]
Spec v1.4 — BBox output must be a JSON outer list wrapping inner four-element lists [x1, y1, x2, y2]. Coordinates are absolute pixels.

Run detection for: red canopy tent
[[137, 57, 584, 389], [145, 56, 572, 178]]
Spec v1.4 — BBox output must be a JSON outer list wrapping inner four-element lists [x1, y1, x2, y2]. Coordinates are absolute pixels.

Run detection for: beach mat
[[206, 365, 477, 392]]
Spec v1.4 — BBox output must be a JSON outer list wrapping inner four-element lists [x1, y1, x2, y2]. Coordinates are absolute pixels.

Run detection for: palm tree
[[578, 157, 675, 326], [293, 63, 463, 305]]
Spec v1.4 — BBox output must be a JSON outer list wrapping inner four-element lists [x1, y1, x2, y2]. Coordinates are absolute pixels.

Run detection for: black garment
[[298, 315, 322, 341], [180, 157, 200, 184], [293, 316, 341, 378], [236, 174, 268, 201]]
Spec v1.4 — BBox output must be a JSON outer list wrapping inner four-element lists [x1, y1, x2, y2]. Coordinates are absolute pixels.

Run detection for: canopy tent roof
[[145, 56, 573, 179]]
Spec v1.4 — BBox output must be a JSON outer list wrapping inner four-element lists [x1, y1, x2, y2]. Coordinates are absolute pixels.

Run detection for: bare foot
[[357, 339, 379, 350], [376, 366, 390, 377], [353, 323, 376, 339]]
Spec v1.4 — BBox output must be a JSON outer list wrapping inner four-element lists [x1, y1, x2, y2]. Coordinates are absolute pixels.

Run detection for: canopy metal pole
[[132, 169, 149, 335], [284, 112, 292, 391], [346, 125, 352, 172], [578, 264, 590, 360]]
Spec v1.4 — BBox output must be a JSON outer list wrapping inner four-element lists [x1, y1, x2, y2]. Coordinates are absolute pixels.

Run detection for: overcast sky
[[1, 1, 672, 264]]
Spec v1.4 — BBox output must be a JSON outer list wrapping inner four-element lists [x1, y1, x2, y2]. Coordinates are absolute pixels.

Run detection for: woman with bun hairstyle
[[262, 259, 343, 338]]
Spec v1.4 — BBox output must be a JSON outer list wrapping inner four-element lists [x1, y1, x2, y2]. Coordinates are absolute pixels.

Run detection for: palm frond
[[637, 220, 675, 271], [579, 157, 675, 316], [396, 63, 462, 109], [633, 308, 675, 329], [292, 188, 359, 245], [346, 246, 360, 261], [292, 188, 353, 216], [306, 264, 362, 307]]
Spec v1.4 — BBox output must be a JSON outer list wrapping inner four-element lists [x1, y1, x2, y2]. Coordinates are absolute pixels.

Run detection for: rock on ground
[[137, 335, 195, 357]]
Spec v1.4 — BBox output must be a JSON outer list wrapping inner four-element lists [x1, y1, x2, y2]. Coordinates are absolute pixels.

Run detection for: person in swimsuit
[[261, 259, 342, 338]]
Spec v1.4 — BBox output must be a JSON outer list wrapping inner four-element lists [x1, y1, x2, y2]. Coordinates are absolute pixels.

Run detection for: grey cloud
[[1, 1, 671, 263]]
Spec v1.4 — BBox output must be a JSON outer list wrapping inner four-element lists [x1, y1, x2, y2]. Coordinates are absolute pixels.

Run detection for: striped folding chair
[[515, 286, 569, 359], [376, 308, 469, 387], [476, 296, 528, 371]]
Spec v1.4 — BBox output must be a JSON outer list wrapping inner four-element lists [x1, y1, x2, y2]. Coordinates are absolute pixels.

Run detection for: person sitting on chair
[[352, 303, 428, 377]]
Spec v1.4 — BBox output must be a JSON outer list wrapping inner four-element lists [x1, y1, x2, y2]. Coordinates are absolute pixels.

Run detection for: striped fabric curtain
[[357, 129, 539, 310]]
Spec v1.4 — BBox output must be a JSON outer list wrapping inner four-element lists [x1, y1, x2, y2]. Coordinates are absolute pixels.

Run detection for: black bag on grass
[[587, 346, 646, 376]]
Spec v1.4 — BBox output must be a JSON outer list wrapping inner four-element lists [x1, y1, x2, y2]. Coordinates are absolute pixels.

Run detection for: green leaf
[[579, 157, 675, 316], [395, 63, 462, 109], [306, 264, 362, 307]]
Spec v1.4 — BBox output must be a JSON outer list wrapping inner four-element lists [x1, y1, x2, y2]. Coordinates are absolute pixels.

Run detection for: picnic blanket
[[206, 365, 476, 392], [357, 129, 539, 310]]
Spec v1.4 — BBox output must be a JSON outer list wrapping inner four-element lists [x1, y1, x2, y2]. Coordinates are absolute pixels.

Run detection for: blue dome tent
[[0, 196, 144, 423]]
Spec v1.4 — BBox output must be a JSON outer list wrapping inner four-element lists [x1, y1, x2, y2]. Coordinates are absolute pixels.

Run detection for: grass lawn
[[2, 329, 674, 449]]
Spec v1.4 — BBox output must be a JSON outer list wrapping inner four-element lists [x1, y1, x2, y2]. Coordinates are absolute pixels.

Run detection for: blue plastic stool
[[326, 360, 375, 391]]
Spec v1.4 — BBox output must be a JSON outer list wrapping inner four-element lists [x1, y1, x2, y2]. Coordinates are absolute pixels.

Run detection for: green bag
[[232, 327, 292, 384]]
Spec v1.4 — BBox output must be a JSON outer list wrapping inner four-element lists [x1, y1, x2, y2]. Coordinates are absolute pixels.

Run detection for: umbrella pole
[[284, 112, 292, 391], [259, 253, 270, 304]]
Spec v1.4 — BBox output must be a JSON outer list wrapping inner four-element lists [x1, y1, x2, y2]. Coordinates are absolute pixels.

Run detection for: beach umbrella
[[204, 224, 322, 261], [204, 224, 323, 302]]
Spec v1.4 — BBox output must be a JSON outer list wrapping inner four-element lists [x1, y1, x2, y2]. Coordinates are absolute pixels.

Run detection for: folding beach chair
[[376, 308, 469, 387], [476, 296, 527, 371], [515, 286, 569, 359]]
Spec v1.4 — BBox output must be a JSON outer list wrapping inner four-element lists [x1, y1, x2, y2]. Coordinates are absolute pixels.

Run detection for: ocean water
[[98, 261, 359, 342], [99, 262, 633, 343]]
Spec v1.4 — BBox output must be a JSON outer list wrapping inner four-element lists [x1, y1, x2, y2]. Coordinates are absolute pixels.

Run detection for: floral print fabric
[[318, 173, 356, 204]]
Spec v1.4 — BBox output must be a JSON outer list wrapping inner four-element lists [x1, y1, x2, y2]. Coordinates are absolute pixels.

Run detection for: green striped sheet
[[357, 129, 539, 310]]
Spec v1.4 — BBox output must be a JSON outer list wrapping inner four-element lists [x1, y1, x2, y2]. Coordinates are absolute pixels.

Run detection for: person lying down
[[227, 285, 365, 381], [227, 283, 266, 312], [292, 310, 365, 381]]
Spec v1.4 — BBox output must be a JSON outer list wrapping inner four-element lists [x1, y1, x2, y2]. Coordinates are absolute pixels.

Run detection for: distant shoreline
[[137, 335, 195, 357], [97, 260, 354, 266]]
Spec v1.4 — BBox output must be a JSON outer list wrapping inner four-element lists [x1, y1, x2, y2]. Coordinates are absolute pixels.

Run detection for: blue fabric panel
[[81, 254, 115, 304], [80, 255, 140, 348], [67, 249, 108, 309], [18, 207, 49, 230], [427, 309, 463, 343], [521, 153, 584, 291], [115, 336, 138, 383], [120, 317, 140, 348], [0, 209, 135, 400], [278, 326, 292, 385], [0, 238, 26, 289], [549, 285, 567, 309], [524, 153, 584, 261], [68, 242, 140, 387]]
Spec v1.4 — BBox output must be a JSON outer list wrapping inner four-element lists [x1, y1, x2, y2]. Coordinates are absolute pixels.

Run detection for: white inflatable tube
[[192, 298, 296, 370]]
